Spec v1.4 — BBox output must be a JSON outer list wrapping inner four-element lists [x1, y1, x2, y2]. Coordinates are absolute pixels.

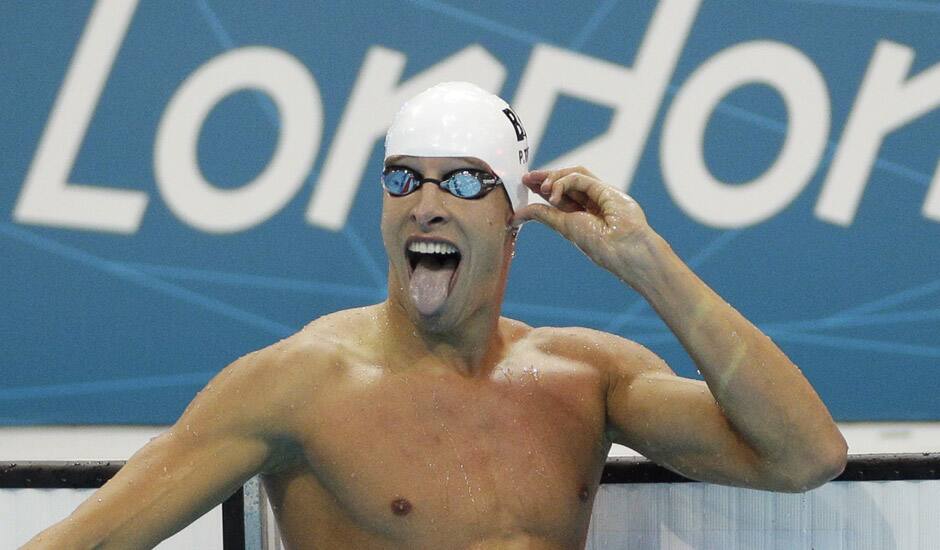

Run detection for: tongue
[[410, 256, 458, 316]]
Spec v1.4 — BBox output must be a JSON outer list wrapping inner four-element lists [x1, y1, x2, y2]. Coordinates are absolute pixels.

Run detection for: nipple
[[391, 496, 413, 516]]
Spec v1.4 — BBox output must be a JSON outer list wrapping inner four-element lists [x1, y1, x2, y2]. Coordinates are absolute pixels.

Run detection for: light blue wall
[[2, 1, 938, 423]]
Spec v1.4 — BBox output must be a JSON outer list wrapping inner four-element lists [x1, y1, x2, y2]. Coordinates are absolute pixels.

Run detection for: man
[[25, 82, 846, 549]]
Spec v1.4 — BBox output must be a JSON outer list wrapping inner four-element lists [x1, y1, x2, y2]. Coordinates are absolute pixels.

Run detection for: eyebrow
[[384, 156, 491, 172]]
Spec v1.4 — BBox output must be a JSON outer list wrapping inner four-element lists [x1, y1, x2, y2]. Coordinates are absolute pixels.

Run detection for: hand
[[512, 166, 659, 279]]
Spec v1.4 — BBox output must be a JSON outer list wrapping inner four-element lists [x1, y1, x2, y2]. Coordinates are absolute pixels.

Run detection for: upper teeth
[[408, 241, 458, 255]]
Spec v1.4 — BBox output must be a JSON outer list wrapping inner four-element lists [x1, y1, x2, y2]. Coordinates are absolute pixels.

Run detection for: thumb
[[512, 204, 567, 234]]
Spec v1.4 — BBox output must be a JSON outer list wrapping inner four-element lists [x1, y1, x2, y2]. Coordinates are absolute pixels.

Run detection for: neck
[[381, 282, 508, 378]]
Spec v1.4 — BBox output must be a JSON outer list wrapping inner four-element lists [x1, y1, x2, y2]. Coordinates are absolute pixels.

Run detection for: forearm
[[22, 430, 269, 549], [21, 509, 115, 550], [20, 486, 152, 550], [20, 440, 207, 549], [619, 230, 846, 476], [21, 521, 93, 550]]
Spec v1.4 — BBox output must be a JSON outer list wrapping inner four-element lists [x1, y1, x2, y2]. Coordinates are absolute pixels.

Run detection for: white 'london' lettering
[[661, 41, 830, 228], [513, 0, 700, 195], [154, 46, 321, 234], [12, 0, 939, 235], [13, 0, 147, 234], [816, 40, 940, 226]]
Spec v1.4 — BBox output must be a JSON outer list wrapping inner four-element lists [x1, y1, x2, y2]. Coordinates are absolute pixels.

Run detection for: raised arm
[[600, 331, 841, 492], [515, 167, 847, 492], [22, 345, 300, 549]]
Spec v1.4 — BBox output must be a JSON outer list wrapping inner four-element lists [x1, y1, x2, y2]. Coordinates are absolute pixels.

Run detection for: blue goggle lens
[[443, 171, 483, 198], [382, 169, 419, 195]]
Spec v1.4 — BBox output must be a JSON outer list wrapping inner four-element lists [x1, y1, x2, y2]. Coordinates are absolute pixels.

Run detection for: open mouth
[[405, 239, 462, 315], [406, 240, 462, 273]]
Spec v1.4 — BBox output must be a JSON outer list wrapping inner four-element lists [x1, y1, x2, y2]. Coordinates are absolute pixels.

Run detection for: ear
[[505, 225, 520, 254], [505, 208, 520, 241]]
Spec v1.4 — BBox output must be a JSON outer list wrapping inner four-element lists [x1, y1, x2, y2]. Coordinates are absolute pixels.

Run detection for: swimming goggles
[[382, 166, 503, 199]]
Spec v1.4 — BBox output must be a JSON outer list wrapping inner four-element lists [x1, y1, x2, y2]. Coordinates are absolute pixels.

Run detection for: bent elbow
[[779, 438, 849, 493], [794, 461, 844, 492], [758, 431, 847, 493], [818, 437, 849, 483]]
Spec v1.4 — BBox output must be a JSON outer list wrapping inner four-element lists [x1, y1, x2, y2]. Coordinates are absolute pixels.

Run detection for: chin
[[407, 303, 458, 334], [408, 292, 476, 335]]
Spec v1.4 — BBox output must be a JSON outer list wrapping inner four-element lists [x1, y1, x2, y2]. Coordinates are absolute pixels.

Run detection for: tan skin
[[24, 157, 847, 549]]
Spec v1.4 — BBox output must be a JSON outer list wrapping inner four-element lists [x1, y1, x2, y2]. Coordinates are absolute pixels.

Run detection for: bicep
[[605, 349, 768, 489], [32, 353, 285, 548]]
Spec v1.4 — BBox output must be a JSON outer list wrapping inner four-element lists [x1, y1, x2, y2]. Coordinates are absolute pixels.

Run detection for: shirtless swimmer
[[24, 82, 847, 549]]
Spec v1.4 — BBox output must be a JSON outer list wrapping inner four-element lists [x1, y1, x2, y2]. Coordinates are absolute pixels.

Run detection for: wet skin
[[261, 307, 612, 549], [24, 158, 846, 549], [255, 157, 612, 547]]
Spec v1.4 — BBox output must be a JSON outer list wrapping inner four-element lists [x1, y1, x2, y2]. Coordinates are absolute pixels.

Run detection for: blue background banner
[[2, 0, 938, 423]]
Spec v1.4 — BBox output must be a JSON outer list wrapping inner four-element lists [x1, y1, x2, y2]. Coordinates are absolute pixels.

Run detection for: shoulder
[[275, 305, 383, 360], [254, 305, 380, 379], [195, 306, 378, 423], [171, 308, 374, 470], [519, 325, 670, 379], [518, 324, 635, 356]]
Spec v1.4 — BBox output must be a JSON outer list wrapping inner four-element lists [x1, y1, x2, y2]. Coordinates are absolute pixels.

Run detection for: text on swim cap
[[502, 108, 527, 142]]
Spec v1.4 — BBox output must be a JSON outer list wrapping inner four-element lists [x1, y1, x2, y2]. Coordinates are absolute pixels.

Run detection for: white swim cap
[[384, 81, 530, 211]]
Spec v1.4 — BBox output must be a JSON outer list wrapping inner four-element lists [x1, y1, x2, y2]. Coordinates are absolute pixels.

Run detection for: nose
[[410, 183, 450, 231]]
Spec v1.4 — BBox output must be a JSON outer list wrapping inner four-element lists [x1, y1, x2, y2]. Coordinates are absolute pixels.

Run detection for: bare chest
[[280, 360, 609, 543]]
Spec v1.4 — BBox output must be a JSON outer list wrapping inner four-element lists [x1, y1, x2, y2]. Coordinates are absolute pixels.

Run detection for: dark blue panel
[[2, 0, 938, 424]]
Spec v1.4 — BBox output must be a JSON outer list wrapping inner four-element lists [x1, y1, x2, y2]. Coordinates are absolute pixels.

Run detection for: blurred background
[[1, 0, 938, 458]]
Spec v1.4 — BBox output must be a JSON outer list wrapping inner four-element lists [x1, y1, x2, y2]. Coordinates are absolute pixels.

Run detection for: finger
[[539, 169, 567, 196], [545, 187, 602, 215], [551, 172, 616, 211], [537, 167, 577, 197], [546, 178, 584, 212], [548, 173, 597, 211], [511, 204, 568, 235], [522, 171, 554, 202], [540, 165, 599, 189], [550, 177, 566, 205], [545, 165, 599, 181], [541, 166, 597, 194], [522, 170, 550, 191], [567, 189, 598, 213], [537, 173, 559, 200]]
